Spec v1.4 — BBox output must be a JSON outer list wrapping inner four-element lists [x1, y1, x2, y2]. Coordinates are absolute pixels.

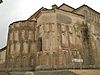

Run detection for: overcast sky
[[0, 0, 100, 48]]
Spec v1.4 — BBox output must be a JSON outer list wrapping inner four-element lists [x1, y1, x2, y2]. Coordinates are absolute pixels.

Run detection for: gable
[[73, 5, 89, 16], [58, 3, 74, 12], [73, 4, 100, 17], [28, 7, 47, 20]]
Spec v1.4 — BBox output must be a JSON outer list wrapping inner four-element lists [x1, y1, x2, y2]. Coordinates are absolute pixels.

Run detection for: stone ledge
[[7, 69, 100, 75]]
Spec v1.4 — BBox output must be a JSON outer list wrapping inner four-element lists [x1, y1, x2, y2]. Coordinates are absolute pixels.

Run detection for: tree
[[0, 0, 2, 4]]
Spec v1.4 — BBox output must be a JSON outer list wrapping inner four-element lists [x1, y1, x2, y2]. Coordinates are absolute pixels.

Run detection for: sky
[[0, 0, 100, 48]]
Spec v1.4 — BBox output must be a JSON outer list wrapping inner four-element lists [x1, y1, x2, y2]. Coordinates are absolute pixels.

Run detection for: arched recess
[[96, 37, 100, 61]]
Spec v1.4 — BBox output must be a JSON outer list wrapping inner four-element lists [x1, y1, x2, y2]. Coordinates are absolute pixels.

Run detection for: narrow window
[[37, 37, 42, 51], [96, 38, 100, 60]]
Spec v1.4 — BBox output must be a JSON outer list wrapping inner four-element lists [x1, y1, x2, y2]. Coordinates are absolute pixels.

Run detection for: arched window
[[30, 56, 34, 66], [61, 24, 66, 32], [61, 26, 69, 48], [23, 56, 28, 67], [14, 31, 19, 41], [30, 42, 35, 52], [96, 37, 100, 60], [28, 31, 33, 40], [45, 24, 49, 32], [45, 38, 49, 50], [21, 30, 25, 40], [11, 44, 14, 55], [23, 42, 28, 54], [16, 42, 20, 54]]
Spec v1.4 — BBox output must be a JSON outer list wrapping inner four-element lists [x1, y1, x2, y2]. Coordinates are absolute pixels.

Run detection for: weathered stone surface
[[9, 70, 100, 75], [34, 70, 78, 75], [0, 3, 100, 75], [57, 14, 72, 24]]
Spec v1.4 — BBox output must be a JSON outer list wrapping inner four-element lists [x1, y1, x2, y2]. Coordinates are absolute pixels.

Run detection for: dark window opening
[[37, 37, 42, 51]]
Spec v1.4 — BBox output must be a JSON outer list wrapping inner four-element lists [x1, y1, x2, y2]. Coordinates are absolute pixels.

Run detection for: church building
[[0, 3, 100, 71]]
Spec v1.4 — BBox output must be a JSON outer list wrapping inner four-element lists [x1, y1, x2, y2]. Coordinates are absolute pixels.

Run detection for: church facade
[[0, 3, 100, 70]]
